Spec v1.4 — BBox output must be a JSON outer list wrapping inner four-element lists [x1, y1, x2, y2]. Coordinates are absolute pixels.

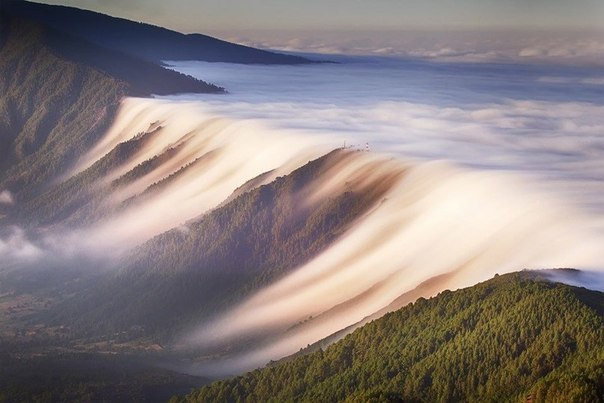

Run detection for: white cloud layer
[[167, 60, 604, 216], [182, 156, 604, 375]]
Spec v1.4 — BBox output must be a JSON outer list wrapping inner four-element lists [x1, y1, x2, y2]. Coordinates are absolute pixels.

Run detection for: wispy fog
[[1, 100, 332, 264], [65, 98, 334, 254], [543, 269, 604, 292], [0, 226, 42, 262], [0, 190, 14, 205], [181, 154, 604, 376]]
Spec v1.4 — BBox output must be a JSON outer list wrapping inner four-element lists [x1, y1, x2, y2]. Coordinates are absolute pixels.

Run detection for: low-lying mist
[[0, 98, 335, 266]]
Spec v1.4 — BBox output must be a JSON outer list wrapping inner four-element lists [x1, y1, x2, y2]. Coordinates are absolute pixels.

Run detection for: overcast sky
[[38, 0, 604, 33]]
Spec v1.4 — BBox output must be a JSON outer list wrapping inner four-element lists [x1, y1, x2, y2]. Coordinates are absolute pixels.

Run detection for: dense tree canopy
[[181, 272, 604, 402], [0, 14, 219, 202]]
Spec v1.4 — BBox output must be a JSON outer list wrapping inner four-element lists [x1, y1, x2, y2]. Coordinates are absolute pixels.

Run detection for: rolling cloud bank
[[2, 54, 604, 375]]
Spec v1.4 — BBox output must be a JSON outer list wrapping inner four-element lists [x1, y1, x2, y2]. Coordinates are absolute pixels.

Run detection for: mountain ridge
[[182, 271, 604, 402], [0, 15, 221, 204], [2, 0, 316, 65], [46, 150, 400, 340]]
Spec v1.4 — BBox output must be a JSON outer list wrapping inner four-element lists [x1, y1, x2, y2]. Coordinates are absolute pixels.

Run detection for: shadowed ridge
[[0, 15, 222, 205], [3, 0, 317, 65], [0, 17, 128, 198], [45, 28, 223, 97]]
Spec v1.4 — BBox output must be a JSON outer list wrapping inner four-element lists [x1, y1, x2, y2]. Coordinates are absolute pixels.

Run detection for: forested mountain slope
[[2, 0, 314, 65], [0, 15, 220, 202], [49, 150, 401, 339], [184, 271, 604, 402]]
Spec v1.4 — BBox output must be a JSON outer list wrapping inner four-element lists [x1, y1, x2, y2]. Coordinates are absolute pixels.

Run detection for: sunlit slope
[[183, 272, 604, 402]]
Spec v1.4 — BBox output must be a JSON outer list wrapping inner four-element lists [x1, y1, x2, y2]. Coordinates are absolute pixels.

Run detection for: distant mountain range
[[2, 0, 314, 65]]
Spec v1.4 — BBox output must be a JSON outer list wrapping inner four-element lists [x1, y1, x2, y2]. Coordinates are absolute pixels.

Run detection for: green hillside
[[182, 271, 604, 402]]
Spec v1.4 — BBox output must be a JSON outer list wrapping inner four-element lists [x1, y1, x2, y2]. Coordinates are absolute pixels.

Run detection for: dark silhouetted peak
[[2, 0, 316, 65]]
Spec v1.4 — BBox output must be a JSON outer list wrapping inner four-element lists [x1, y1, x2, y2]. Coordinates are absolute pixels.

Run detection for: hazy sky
[[39, 0, 604, 33]]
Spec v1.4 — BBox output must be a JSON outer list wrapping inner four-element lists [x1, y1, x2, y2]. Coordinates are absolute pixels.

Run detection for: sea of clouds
[[160, 53, 604, 373], [166, 55, 604, 216]]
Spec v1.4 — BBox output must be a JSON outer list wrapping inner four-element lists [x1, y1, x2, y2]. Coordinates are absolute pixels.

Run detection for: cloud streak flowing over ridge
[[160, 55, 604, 374], [180, 151, 604, 375], [2, 52, 603, 378]]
